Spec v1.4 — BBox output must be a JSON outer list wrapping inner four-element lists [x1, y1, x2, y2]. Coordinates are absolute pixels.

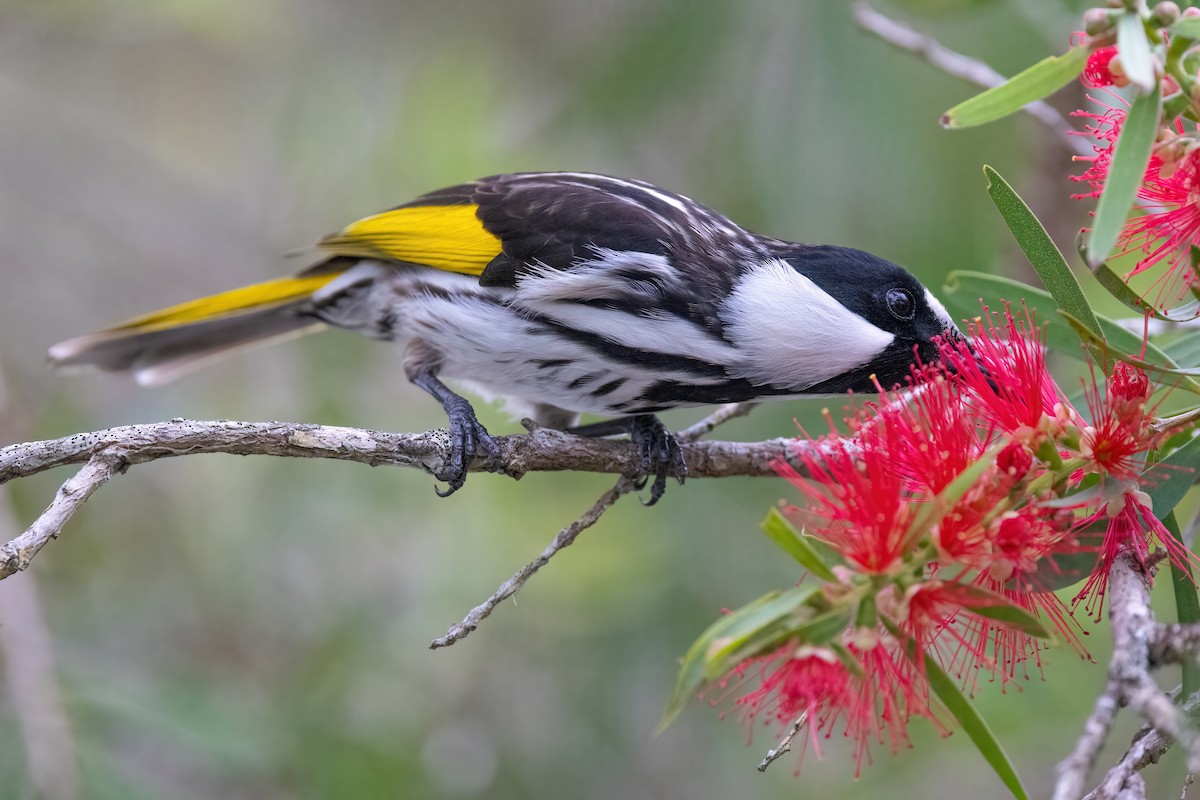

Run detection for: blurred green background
[[0, 0, 1188, 797]]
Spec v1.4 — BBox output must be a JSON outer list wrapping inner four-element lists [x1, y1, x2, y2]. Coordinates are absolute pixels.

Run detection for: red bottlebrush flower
[[1117, 149, 1200, 304], [776, 434, 914, 575], [863, 368, 984, 496], [1070, 106, 1128, 201], [958, 577, 1090, 689], [1079, 363, 1163, 482], [1081, 46, 1119, 88], [731, 639, 942, 775], [1071, 101, 1200, 304], [940, 305, 1068, 442], [1076, 490, 1199, 617]]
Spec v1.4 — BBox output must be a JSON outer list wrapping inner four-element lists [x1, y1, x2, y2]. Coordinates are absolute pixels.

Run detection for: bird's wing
[[314, 172, 696, 287]]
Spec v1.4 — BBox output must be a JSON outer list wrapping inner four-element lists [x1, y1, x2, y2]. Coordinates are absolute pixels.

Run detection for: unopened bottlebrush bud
[[1185, 5, 1200, 17], [997, 441, 1034, 482], [1153, 2, 1181, 26], [1084, 7, 1115, 34]]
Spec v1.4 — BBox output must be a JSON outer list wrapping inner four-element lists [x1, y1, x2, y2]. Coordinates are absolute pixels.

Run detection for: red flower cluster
[[724, 306, 1186, 769], [1071, 38, 1200, 306]]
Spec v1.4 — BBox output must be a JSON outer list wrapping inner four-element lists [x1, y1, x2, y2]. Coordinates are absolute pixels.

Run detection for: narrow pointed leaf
[[1172, 17, 1200, 39], [1087, 83, 1161, 267], [983, 166, 1104, 342], [1060, 312, 1200, 386], [925, 653, 1029, 799], [1117, 12, 1156, 93], [661, 586, 817, 728], [1093, 262, 1200, 321], [882, 619, 1028, 799], [940, 47, 1087, 129], [946, 583, 1054, 639], [1165, 335, 1200, 367], [1143, 432, 1200, 514], [904, 445, 1000, 545], [762, 508, 837, 581]]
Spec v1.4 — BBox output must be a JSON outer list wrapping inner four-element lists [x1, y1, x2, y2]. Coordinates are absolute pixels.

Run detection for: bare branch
[[852, 1, 1089, 156], [0, 418, 823, 582], [1, 453, 122, 579], [427, 403, 766, 648], [676, 402, 758, 442], [430, 476, 636, 649], [757, 713, 807, 773], [1057, 687, 1121, 800], [1059, 553, 1200, 800]]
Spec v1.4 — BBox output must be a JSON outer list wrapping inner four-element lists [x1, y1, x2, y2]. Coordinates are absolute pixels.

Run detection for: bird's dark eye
[[885, 288, 915, 321]]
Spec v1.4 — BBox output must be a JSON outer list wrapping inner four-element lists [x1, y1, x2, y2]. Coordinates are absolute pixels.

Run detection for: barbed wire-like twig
[[852, 1, 1090, 157]]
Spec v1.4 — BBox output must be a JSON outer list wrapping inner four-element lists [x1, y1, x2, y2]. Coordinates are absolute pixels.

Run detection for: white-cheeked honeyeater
[[50, 172, 962, 503]]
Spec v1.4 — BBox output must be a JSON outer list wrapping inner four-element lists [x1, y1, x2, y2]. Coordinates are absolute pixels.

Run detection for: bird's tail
[[48, 269, 349, 386]]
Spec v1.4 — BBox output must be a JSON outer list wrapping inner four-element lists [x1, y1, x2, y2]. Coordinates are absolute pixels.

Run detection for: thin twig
[[1060, 553, 1200, 800], [852, 2, 1089, 156], [429, 476, 636, 649], [757, 713, 807, 773], [1057, 688, 1121, 800], [676, 402, 758, 443], [430, 402, 762, 649]]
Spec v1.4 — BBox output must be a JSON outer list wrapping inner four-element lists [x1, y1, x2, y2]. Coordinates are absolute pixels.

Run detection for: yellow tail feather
[[109, 274, 338, 334]]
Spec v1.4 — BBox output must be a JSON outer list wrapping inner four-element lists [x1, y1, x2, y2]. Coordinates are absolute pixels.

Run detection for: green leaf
[[882, 619, 1028, 799], [1172, 17, 1200, 40], [1092, 262, 1200, 321], [941, 271, 1200, 394], [661, 586, 817, 729], [925, 652, 1029, 799], [940, 47, 1087, 129], [1165, 335, 1200, 367], [1144, 431, 1200, 514], [950, 584, 1053, 639], [904, 445, 1000, 547], [761, 508, 837, 582], [1161, 511, 1200, 699], [1117, 11, 1156, 93], [983, 166, 1105, 343], [1087, 83, 1161, 267], [1060, 312, 1200, 387]]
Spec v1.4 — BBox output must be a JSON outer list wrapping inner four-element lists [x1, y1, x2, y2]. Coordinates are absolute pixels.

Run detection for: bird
[[48, 171, 962, 503]]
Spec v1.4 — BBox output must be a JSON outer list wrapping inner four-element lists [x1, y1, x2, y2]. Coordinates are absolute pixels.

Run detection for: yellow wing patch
[[109, 275, 338, 333], [316, 204, 501, 276]]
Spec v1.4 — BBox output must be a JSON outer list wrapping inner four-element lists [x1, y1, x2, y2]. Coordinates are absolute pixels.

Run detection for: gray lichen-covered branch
[[0, 411, 803, 582]]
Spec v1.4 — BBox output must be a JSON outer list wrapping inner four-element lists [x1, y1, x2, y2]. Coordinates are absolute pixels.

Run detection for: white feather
[[719, 258, 895, 389]]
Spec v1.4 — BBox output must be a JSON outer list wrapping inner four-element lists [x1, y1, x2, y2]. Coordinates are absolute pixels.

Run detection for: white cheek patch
[[720, 258, 895, 389], [924, 288, 959, 336]]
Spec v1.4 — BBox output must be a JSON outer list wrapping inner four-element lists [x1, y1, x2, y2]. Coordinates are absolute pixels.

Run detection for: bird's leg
[[409, 368, 498, 497], [568, 414, 686, 505]]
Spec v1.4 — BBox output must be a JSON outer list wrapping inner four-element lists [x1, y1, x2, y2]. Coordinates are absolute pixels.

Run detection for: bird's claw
[[434, 397, 497, 497], [626, 415, 686, 506]]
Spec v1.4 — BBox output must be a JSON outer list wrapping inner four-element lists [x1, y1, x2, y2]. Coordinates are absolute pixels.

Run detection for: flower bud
[[1153, 1, 1181, 26], [1108, 362, 1151, 406], [997, 441, 1034, 482], [1084, 7, 1115, 34], [1185, 5, 1200, 17]]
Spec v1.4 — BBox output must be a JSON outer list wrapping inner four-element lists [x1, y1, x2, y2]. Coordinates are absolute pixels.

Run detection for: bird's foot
[[570, 414, 686, 506], [435, 395, 498, 497]]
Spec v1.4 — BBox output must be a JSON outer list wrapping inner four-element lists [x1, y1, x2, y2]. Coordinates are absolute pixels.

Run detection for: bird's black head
[[765, 244, 960, 394]]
